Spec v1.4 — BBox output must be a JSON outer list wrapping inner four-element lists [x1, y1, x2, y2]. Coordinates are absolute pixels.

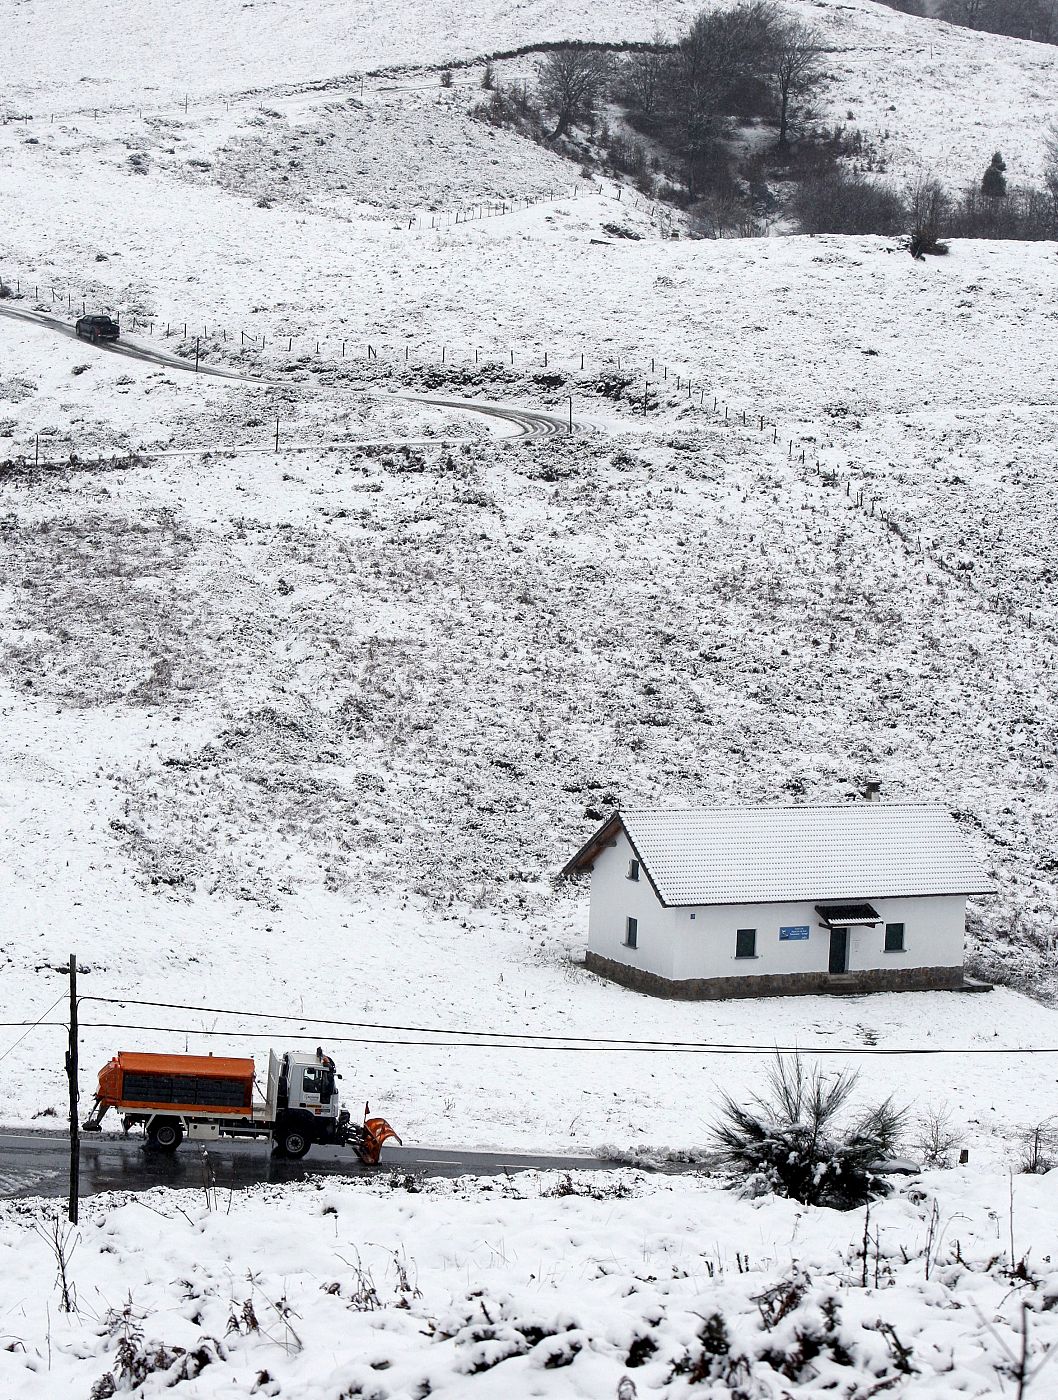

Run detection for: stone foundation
[[584, 951, 967, 1000]]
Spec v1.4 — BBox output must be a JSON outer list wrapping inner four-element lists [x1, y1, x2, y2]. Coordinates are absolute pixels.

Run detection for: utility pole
[[195, 336, 200, 373], [66, 953, 79, 1224]]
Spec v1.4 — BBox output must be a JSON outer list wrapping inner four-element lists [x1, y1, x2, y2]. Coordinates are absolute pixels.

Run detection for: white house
[[561, 803, 995, 999]]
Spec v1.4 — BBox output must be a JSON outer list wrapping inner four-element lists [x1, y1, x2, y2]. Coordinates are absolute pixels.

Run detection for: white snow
[[3, 1168, 1058, 1396]]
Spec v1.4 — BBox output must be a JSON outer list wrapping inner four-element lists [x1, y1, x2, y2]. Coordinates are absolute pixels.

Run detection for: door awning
[[815, 902, 881, 928]]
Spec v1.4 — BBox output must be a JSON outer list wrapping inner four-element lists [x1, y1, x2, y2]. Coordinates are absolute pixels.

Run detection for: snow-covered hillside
[[3, 227, 1058, 1156], [6, 0, 1058, 186], [3, 9, 1058, 1395]]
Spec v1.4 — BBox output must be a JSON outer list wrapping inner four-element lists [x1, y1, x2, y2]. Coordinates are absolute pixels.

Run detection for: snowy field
[[3, 1169, 1058, 1397]]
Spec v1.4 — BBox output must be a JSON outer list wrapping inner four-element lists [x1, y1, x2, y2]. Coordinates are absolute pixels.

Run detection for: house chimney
[[863, 780, 881, 803]]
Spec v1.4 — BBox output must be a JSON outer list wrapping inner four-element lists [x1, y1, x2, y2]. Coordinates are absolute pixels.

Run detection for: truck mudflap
[[341, 1110, 402, 1165]]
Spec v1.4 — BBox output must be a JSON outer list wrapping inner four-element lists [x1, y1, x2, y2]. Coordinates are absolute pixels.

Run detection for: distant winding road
[[0, 302, 574, 444]]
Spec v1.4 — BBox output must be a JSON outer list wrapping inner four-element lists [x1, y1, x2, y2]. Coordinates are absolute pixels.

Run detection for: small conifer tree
[[982, 151, 1007, 198]]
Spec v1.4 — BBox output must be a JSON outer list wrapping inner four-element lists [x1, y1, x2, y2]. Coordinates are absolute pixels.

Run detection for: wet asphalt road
[[0, 1130, 642, 1202]]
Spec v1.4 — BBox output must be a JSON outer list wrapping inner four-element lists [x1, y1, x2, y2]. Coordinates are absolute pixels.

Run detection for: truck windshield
[[301, 1066, 335, 1102]]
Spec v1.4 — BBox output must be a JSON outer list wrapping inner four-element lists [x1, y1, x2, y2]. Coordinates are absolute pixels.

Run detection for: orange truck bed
[[95, 1051, 255, 1116]]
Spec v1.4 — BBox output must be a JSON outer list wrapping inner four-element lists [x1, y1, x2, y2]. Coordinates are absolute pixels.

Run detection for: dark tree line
[[939, 0, 1058, 42], [793, 145, 1058, 246], [495, 3, 1058, 245], [618, 2, 824, 176], [872, 0, 1058, 43], [531, 4, 824, 197]]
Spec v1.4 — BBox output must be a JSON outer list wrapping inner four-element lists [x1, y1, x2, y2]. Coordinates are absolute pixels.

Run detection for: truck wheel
[[147, 1118, 184, 1152], [278, 1128, 310, 1159]]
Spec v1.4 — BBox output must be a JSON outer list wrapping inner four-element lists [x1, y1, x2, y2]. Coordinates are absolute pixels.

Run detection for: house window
[[627, 858, 640, 882], [625, 916, 638, 949], [735, 928, 756, 960], [884, 922, 905, 953]]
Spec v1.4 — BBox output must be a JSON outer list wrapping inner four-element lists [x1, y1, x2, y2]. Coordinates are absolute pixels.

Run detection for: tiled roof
[[611, 804, 995, 906]]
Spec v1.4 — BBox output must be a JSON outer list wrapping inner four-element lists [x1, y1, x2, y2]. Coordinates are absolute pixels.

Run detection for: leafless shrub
[[914, 1105, 961, 1169], [241, 1272, 303, 1355], [33, 1216, 78, 1313], [1020, 1119, 1058, 1175], [335, 1249, 383, 1311], [94, 1294, 225, 1391], [791, 170, 907, 235], [907, 176, 950, 257], [542, 1171, 632, 1199], [753, 1265, 810, 1328]]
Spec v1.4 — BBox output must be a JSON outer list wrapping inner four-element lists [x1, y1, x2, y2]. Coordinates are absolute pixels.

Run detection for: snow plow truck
[[83, 1047, 400, 1163]]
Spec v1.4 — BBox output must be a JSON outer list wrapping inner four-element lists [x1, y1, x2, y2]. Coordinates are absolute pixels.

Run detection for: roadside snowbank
[[3, 1168, 1057, 1397]]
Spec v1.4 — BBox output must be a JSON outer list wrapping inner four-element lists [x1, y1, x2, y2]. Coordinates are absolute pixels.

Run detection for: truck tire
[[276, 1127, 311, 1159], [147, 1118, 184, 1152]]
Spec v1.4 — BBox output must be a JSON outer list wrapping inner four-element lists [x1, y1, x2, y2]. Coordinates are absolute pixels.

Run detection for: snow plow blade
[[357, 1116, 402, 1166]]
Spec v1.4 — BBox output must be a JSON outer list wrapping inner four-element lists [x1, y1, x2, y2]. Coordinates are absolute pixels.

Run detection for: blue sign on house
[[779, 925, 810, 941]]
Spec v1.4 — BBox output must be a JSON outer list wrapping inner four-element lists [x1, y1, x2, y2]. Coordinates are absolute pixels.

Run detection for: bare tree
[[907, 175, 950, 256], [767, 18, 823, 149], [537, 47, 610, 139], [622, 32, 668, 118], [1043, 122, 1058, 221], [938, 0, 989, 27], [667, 2, 777, 152]]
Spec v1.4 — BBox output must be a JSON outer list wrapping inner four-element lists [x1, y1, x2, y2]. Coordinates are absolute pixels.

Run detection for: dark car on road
[[75, 314, 120, 342]]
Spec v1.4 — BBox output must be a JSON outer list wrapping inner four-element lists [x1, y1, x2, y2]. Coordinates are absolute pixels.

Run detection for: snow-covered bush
[[710, 1052, 906, 1209]]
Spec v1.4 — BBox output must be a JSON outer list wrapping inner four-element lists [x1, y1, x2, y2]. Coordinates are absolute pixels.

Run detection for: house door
[[828, 927, 849, 974]]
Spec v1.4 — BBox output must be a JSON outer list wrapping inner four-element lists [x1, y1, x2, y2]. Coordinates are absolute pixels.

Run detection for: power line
[[0, 997, 67, 1064], [77, 1020, 1058, 1057], [79, 1020, 793, 1052], [83, 993, 734, 1045], [78, 995, 1058, 1057], [4, 1008, 1053, 1057]]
